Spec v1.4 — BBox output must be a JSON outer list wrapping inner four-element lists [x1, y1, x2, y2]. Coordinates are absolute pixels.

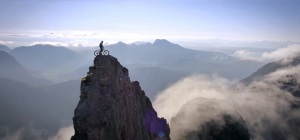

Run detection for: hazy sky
[[0, 0, 299, 47]]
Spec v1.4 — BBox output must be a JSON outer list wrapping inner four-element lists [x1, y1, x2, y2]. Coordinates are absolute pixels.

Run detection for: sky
[[0, 0, 300, 47]]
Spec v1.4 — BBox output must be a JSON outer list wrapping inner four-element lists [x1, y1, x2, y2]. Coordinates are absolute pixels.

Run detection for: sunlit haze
[[1, 0, 300, 140]]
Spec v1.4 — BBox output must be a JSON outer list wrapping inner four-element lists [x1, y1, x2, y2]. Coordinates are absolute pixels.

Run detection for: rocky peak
[[152, 39, 182, 49], [153, 39, 173, 47], [71, 54, 170, 140], [115, 41, 129, 47]]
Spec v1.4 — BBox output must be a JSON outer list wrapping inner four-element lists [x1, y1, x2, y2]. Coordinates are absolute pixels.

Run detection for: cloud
[[48, 125, 74, 140], [0, 40, 14, 45], [233, 50, 261, 61], [69, 40, 89, 47], [9, 34, 31, 37], [266, 65, 300, 83], [0, 128, 24, 140], [30, 41, 69, 47], [0, 125, 47, 140], [0, 125, 74, 140], [234, 44, 300, 62], [153, 75, 231, 122], [30, 40, 89, 47], [153, 65, 300, 140], [262, 44, 300, 60]]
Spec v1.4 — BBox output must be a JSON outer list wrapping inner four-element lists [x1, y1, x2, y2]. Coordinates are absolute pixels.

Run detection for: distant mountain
[[241, 56, 300, 139], [0, 50, 22, 68], [106, 39, 234, 65], [6, 39, 264, 84], [0, 51, 48, 86], [216, 60, 265, 80], [74, 39, 264, 100], [241, 55, 300, 100], [242, 56, 300, 84], [102, 39, 262, 80], [0, 78, 59, 139], [10, 44, 83, 72], [129, 66, 189, 99], [42, 79, 80, 119], [130, 41, 148, 46], [0, 44, 11, 53], [0, 78, 79, 139]]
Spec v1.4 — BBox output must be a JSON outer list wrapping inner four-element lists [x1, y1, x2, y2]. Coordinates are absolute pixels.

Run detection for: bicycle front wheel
[[94, 50, 100, 56]]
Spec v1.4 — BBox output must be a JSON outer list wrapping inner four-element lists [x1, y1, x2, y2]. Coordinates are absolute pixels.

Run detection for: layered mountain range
[[0, 40, 299, 139]]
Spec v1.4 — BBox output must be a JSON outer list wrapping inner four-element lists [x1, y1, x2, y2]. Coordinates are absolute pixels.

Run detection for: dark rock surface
[[71, 54, 170, 140]]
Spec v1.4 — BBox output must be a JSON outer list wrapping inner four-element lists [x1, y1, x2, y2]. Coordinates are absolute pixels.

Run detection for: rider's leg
[[100, 48, 103, 54]]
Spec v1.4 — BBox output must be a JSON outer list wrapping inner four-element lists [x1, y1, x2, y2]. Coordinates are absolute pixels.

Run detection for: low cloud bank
[[0, 125, 74, 140], [234, 44, 300, 62], [48, 125, 74, 140], [262, 44, 300, 60], [233, 50, 260, 61], [154, 65, 300, 139], [30, 40, 89, 47], [0, 40, 14, 45]]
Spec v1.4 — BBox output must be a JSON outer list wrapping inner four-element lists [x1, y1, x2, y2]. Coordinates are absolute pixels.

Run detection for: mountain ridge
[[10, 44, 83, 74], [0, 44, 11, 53], [0, 50, 48, 86], [242, 55, 300, 84]]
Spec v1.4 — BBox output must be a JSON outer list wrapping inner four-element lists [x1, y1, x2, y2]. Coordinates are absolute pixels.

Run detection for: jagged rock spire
[[71, 54, 170, 140]]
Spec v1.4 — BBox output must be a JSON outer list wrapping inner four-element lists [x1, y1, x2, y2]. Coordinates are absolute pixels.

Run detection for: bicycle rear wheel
[[94, 50, 100, 56]]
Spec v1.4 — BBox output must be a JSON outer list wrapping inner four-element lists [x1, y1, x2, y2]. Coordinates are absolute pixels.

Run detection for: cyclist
[[99, 41, 104, 54]]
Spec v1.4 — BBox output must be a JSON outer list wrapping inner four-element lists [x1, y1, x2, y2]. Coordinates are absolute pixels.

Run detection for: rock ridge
[[71, 54, 170, 140]]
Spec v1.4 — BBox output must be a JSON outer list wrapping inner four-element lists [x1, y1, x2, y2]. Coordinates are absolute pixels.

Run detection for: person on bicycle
[[99, 41, 104, 54]]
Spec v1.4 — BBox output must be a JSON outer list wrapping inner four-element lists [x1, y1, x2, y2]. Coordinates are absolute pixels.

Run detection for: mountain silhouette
[[100, 39, 261, 80], [0, 77, 80, 139], [0, 51, 48, 86], [129, 66, 188, 99], [0, 44, 11, 53], [242, 56, 300, 84], [10, 44, 83, 72]]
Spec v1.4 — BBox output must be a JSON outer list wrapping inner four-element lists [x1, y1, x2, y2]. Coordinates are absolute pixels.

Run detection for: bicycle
[[94, 49, 109, 56]]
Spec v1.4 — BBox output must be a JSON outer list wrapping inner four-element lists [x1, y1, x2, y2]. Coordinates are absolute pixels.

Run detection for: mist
[[234, 44, 300, 62], [48, 125, 74, 140], [153, 65, 300, 140], [1, 40, 299, 139]]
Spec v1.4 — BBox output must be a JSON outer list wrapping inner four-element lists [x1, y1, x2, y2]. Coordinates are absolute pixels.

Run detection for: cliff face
[[71, 55, 170, 140]]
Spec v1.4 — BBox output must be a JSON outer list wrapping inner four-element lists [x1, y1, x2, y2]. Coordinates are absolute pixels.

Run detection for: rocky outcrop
[[71, 54, 170, 140]]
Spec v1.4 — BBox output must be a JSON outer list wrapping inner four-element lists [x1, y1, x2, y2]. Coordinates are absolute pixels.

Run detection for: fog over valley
[[1, 0, 300, 139], [1, 39, 300, 139]]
